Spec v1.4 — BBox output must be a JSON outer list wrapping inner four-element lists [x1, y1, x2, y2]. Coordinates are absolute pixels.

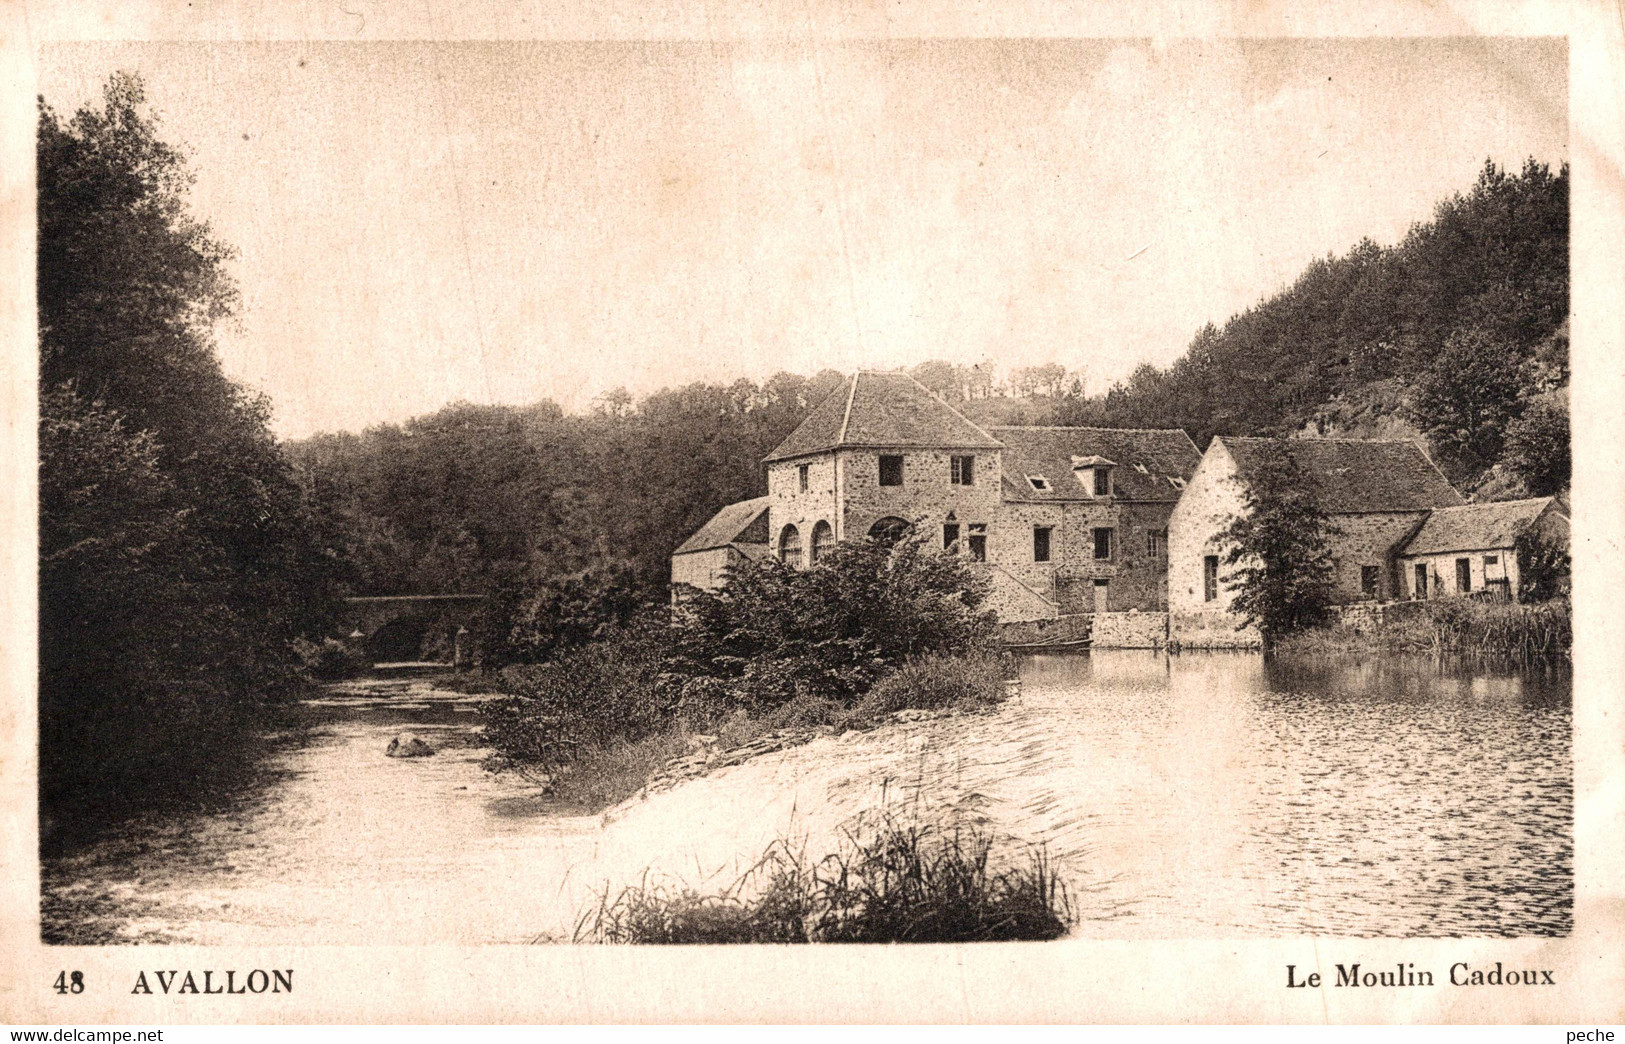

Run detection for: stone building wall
[[1090, 611, 1170, 648], [1399, 546, 1518, 599], [1323, 511, 1429, 603], [765, 454, 840, 561], [836, 447, 1004, 549], [670, 546, 743, 593], [1168, 441, 1246, 623]]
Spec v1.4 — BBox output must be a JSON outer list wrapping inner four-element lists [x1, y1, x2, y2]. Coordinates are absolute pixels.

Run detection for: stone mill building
[[671, 371, 1202, 633]]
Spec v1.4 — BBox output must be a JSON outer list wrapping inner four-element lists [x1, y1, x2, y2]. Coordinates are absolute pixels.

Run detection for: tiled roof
[[673, 497, 771, 555], [1401, 497, 1559, 556], [991, 426, 1202, 503], [764, 372, 1002, 462], [1220, 437, 1464, 514]]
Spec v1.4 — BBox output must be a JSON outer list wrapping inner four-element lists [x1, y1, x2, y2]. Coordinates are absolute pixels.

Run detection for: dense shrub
[[291, 637, 369, 680], [479, 627, 670, 782], [1516, 529, 1571, 602], [479, 538, 1007, 788], [1278, 598, 1571, 664], [577, 815, 1073, 944], [662, 534, 998, 722], [1414, 598, 1571, 662]]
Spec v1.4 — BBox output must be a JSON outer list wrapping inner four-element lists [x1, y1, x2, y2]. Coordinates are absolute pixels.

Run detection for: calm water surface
[[41, 651, 1571, 943]]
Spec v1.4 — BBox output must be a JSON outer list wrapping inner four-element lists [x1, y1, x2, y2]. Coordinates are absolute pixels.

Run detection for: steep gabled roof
[[673, 496, 771, 555], [1219, 437, 1464, 514], [764, 371, 1002, 462], [1401, 497, 1560, 556], [991, 426, 1202, 503]]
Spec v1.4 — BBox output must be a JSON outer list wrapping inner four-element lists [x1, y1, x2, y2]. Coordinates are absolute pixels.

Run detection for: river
[[40, 650, 1571, 943]]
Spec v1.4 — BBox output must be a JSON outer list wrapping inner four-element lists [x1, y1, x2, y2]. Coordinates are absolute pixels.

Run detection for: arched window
[[867, 516, 912, 546], [810, 520, 834, 564], [778, 524, 803, 568]]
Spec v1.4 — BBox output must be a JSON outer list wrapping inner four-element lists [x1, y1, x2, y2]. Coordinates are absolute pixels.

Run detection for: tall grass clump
[[1275, 597, 1571, 664], [577, 815, 1073, 944], [1410, 598, 1571, 663]]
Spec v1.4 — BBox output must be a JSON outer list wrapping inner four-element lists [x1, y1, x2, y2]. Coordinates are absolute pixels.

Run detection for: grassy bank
[[1275, 598, 1571, 663], [576, 813, 1073, 944], [477, 534, 1010, 811], [480, 644, 1012, 812]]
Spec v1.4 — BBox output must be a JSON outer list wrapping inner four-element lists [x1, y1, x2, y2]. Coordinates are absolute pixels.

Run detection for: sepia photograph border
[[1, 0, 1621, 1025]]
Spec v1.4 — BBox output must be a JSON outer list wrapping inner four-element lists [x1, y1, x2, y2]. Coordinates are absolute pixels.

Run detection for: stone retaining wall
[[1090, 611, 1169, 648], [1170, 610, 1263, 649]]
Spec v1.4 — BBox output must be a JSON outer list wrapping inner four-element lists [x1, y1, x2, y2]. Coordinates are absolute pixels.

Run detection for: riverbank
[[459, 650, 1015, 814], [1274, 597, 1571, 662], [40, 649, 1572, 943]]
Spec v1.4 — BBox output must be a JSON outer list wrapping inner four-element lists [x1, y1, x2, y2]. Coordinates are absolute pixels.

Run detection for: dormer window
[[1027, 475, 1051, 492], [1070, 455, 1115, 496]]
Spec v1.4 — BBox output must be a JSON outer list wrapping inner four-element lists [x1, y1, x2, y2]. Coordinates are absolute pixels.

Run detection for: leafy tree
[[1502, 394, 1570, 496], [1217, 440, 1339, 645], [38, 75, 333, 803], [1407, 325, 1526, 479], [1515, 528, 1570, 602]]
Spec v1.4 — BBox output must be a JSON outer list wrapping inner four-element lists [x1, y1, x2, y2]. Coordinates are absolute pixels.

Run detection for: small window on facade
[[1361, 565, 1380, 598], [1146, 530, 1167, 557], [1093, 467, 1110, 496], [943, 523, 960, 552], [879, 455, 904, 486], [798, 463, 809, 493], [1203, 555, 1219, 602], [1027, 475, 1050, 492], [1484, 555, 1498, 566], [1093, 527, 1112, 561], [967, 523, 987, 562], [1033, 526, 1052, 563], [951, 455, 975, 485]]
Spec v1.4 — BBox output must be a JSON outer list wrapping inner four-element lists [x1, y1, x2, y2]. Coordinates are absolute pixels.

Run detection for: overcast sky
[[39, 38, 1566, 438]]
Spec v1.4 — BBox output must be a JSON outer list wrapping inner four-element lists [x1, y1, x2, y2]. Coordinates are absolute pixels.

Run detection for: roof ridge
[[987, 424, 1192, 434], [1438, 496, 1553, 510], [899, 371, 1001, 446], [837, 373, 859, 446], [1225, 435, 1425, 444]]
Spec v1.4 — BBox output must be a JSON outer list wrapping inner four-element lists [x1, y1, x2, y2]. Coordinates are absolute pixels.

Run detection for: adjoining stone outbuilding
[[1396, 496, 1569, 602], [671, 371, 1202, 628], [1167, 436, 1464, 647], [669, 496, 771, 600]]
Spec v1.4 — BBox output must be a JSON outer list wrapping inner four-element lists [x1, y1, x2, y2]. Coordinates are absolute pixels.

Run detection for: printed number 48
[[54, 971, 84, 994]]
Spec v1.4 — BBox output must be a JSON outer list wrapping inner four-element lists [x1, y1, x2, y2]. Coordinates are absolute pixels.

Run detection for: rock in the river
[[386, 733, 434, 758]]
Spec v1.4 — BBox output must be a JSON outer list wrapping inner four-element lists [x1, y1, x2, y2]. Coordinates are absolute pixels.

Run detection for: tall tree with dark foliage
[[38, 74, 332, 809], [1218, 441, 1340, 647]]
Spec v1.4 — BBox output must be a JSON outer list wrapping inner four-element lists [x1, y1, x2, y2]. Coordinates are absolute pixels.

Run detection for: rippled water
[[41, 651, 1571, 943]]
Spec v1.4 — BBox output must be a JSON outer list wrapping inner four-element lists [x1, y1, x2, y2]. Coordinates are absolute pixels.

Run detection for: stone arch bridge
[[340, 594, 486, 665]]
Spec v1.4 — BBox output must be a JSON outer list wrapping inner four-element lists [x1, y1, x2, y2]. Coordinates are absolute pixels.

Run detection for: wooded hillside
[[1069, 158, 1569, 494]]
